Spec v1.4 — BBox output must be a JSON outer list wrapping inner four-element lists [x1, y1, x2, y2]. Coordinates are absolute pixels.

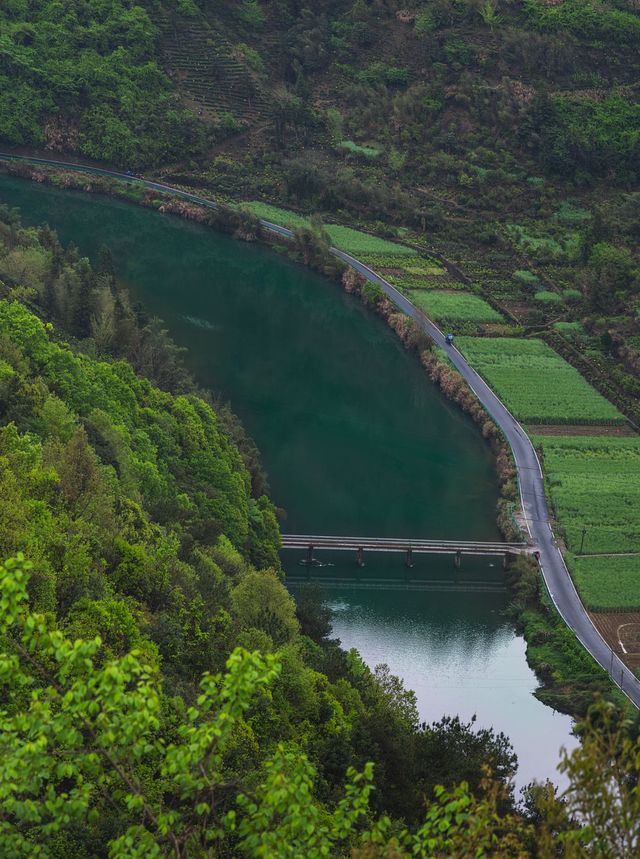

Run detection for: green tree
[[0, 555, 533, 857], [231, 569, 299, 646], [585, 242, 638, 312]]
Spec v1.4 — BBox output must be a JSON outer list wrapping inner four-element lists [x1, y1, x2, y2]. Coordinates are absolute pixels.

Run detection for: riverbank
[[0, 154, 633, 717]]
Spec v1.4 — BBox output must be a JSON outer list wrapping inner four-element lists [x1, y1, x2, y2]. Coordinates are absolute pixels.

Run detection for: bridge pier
[[454, 550, 462, 569], [356, 546, 365, 568], [405, 547, 414, 569]]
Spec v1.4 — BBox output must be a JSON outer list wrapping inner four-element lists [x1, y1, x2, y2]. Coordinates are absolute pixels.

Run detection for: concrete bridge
[[281, 534, 533, 569]]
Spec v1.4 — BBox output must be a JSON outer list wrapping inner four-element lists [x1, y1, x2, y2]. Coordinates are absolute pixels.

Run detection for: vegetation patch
[[237, 201, 311, 229], [505, 224, 582, 262], [408, 291, 503, 323], [358, 254, 443, 274], [457, 338, 626, 424], [568, 555, 640, 611], [338, 140, 383, 158], [0, 2, 206, 167], [325, 225, 418, 256], [535, 290, 563, 303], [536, 435, 640, 555]]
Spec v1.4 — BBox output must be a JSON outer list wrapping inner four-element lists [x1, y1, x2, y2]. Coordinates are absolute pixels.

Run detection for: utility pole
[[580, 527, 587, 554]]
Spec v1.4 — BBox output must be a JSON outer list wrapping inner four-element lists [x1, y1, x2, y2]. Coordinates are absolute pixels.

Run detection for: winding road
[[2, 152, 639, 708]]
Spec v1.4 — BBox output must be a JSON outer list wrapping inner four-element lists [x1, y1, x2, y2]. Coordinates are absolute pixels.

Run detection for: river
[[0, 174, 578, 789]]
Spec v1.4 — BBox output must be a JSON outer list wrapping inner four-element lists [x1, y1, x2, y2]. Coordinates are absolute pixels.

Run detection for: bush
[[534, 290, 563, 303]]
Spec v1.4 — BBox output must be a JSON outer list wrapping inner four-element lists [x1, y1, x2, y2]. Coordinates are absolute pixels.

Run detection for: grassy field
[[537, 436, 640, 555], [235, 207, 419, 261], [325, 225, 418, 256], [457, 338, 625, 424], [358, 254, 445, 274], [237, 201, 311, 229], [567, 554, 640, 611], [408, 291, 503, 322]]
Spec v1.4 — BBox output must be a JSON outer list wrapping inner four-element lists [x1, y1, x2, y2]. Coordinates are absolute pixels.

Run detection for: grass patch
[[408, 291, 503, 322], [554, 320, 585, 334], [325, 226, 417, 256], [457, 337, 625, 424], [358, 254, 443, 274], [535, 290, 563, 303], [389, 276, 466, 290], [237, 201, 311, 230], [555, 201, 591, 224], [536, 435, 640, 555], [513, 269, 541, 287], [568, 555, 640, 611], [338, 140, 383, 157]]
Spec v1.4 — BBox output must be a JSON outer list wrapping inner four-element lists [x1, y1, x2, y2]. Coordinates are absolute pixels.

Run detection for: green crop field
[[237, 202, 311, 230], [324, 225, 418, 256], [385, 275, 467, 291], [537, 436, 640, 555], [457, 338, 625, 424], [567, 554, 640, 611], [358, 254, 445, 275], [358, 254, 449, 289], [408, 291, 503, 322]]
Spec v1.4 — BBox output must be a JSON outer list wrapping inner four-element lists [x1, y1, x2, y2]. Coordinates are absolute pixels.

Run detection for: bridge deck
[[281, 534, 532, 556]]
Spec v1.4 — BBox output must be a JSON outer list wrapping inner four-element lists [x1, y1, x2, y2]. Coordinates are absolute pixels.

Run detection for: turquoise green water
[[0, 175, 577, 787]]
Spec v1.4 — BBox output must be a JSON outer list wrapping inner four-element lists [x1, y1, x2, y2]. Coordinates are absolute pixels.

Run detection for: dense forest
[[0, 210, 637, 853], [0, 208, 531, 854]]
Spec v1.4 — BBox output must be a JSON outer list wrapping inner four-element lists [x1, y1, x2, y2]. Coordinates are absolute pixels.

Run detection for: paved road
[[2, 152, 638, 708]]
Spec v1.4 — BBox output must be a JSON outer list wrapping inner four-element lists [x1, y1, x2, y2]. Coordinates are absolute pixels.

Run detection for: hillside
[[0, 205, 546, 853], [1, 0, 638, 421]]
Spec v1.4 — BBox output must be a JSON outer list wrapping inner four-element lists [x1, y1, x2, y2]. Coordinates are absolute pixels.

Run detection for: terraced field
[[534, 436, 640, 610], [324, 225, 418, 256], [408, 291, 502, 323], [457, 338, 626, 425], [538, 436, 640, 554], [237, 201, 311, 229], [568, 555, 640, 611], [157, 13, 269, 123]]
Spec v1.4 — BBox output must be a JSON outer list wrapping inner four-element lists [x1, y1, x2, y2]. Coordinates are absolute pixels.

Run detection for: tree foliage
[[0, 1, 206, 167]]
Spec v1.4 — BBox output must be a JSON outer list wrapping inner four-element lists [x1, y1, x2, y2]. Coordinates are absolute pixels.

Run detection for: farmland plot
[[537, 436, 640, 555], [409, 291, 503, 322], [238, 202, 311, 230], [324, 225, 418, 256], [457, 338, 625, 424], [568, 555, 640, 611]]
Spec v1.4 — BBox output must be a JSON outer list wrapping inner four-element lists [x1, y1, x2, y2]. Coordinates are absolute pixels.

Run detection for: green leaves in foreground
[[0, 554, 378, 858], [6, 553, 640, 857], [0, 553, 280, 857], [0, 553, 534, 858]]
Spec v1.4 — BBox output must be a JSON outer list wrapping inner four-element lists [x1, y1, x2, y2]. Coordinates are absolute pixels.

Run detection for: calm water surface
[[0, 175, 577, 788]]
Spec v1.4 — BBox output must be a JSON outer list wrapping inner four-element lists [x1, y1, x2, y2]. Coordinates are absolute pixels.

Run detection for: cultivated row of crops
[[238, 201, 311, 230], [536, 436, 640, 609], [324, 225, 417, 256], [409, 291, 503, 323], [567, 554, 640, 611], [457, 338, 625, 424]]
